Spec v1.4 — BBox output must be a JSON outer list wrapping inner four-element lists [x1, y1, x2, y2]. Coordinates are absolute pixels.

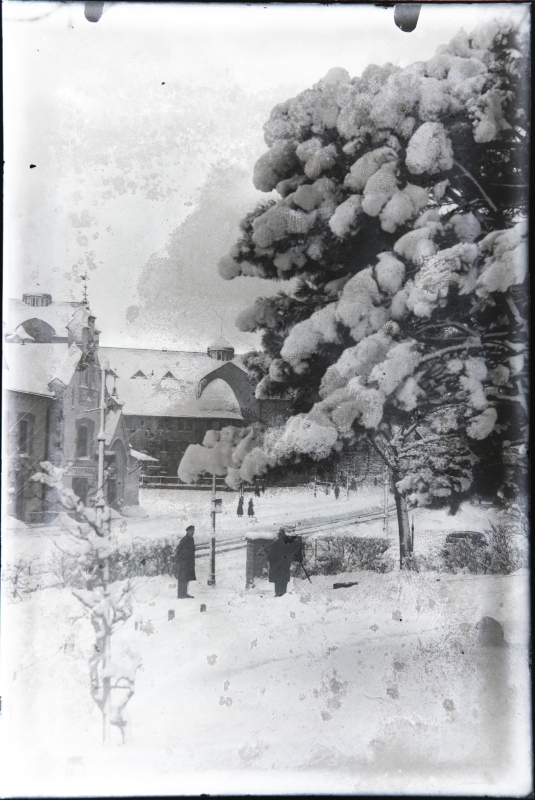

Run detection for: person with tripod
[[267, 528, 311, 596]]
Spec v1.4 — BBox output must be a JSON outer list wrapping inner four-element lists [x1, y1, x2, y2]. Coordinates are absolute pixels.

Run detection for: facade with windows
[[4, 292, 291, 499], [99, 347, 250, 479], [4, 300, 144, 522]]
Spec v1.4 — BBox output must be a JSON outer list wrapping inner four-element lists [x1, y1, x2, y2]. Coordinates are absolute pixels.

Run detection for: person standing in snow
[[237, 496, 244, 516], [267, 528, 294, 597], [248, 497, 255, 517], [174, 525, 196, 599], [334, 484, 340, 500], [255, 485, 261, 497]]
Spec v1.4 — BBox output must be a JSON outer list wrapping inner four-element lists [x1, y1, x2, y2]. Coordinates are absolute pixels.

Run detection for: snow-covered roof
[[208, 336, 233, 350], [99, 347, 246, 419], [130, 448, 159, 462], [103, 408, 123, 446], [4, 298, 83, 339], [3, 343, 83, 397]]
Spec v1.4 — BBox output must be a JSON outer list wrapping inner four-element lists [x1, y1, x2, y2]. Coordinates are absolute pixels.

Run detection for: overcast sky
[[3, 1, 521, 350]]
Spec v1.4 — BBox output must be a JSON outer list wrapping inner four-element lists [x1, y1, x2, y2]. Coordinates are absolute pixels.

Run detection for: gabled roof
[[99, 347, 246, 419], [104, 408, 123, 446], [3, 343, 83, 397]]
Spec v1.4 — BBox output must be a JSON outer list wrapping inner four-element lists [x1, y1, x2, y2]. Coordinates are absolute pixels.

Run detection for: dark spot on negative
[[30, 165, 36, 169]]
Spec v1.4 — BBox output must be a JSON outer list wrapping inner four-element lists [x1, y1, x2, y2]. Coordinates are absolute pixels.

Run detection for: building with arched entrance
[[4, 295, 147, 521], [98, 343, 290, 480]]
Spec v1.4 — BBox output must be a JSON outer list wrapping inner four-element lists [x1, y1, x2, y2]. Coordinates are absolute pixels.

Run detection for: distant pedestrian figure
[[267, 528, 294, 597], [261, 483, 266, 495], [248, 498, 255, 517], [334, 484, 340, 500], [255, 485, 261, 497], [174, 525, 196, 599], [237, 496, 244, 517]]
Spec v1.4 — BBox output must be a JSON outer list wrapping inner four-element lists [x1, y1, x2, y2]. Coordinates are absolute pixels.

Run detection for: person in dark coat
[[237, 496, 244, 516], [267, 528, 295, 597], [255, 485, 261, 497], [248, 498, 255, 517], [334, 484, 340, 500], [174, 525, 196, 599]]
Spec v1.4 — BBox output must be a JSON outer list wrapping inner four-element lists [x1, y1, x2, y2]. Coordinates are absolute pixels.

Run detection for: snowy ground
[[1, 489, 531, 797]]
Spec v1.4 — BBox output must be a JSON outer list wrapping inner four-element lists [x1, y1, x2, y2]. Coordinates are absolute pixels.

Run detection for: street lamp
[[208, 473, 222, 586]]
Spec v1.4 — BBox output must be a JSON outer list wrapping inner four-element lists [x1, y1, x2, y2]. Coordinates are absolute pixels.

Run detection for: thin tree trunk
[[392, 470, 412, 569]]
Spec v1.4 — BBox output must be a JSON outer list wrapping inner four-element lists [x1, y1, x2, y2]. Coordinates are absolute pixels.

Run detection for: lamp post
[[208, 473, 222, 586], [96, 363, 107, 528], [383, 464, 389, 537], [96, 361, 111, 744]]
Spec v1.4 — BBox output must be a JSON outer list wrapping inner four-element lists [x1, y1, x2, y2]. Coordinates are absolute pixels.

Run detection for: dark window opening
[[77, 424, 89, 458], [19, 420, 29, 453]]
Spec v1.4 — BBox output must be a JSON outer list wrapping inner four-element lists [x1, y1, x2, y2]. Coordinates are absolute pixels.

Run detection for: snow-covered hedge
[[301, 536, 394, 575]]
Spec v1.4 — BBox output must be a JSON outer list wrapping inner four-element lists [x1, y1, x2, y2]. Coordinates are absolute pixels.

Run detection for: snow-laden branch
[[453, 159, 498, 213]]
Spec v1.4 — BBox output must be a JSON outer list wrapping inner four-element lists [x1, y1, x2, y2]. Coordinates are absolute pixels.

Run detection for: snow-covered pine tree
[[181, 19, 529, 568]]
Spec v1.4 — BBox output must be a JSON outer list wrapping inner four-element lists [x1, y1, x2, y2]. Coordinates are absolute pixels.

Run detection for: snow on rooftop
[[5, 297, 83, 339], [99, 347, 246, 419], [3, 342, 82, 397], [208, 336, 233, 350]]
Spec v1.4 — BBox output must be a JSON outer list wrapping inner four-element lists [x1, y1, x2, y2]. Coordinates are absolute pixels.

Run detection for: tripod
[[295, 558, 312, 583]]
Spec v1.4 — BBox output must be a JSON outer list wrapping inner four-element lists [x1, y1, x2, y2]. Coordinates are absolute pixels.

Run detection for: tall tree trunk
[[391, 469, 413, 569]]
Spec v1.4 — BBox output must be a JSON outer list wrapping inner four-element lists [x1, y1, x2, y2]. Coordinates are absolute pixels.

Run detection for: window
[[22, 293, 52, 307], [76, 424, 89, 457], [19, 420, 29, 453], [17, 414, 34, 454]]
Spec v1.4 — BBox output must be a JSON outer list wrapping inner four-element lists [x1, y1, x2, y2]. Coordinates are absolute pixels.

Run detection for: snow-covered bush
[[302, 536, 393, 575], [440, 532, 488, 574], [485, 509, 529, 574], [32, 463, 142, 745]]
